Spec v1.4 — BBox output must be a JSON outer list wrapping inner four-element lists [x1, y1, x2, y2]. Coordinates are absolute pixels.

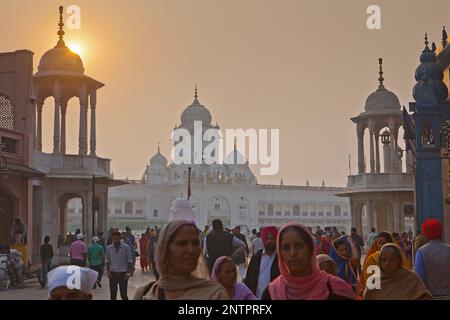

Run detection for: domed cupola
[[35, 6, 85, 77], [364, 58, 401, 112], [180, 86, 213, 130]]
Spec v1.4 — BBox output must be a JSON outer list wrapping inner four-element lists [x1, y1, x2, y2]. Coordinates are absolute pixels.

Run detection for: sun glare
[[68, 43, 84, 56]]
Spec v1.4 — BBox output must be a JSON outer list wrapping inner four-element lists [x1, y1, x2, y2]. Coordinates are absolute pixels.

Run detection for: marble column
[[36, 101, 43, 152], [79, 86, 88, 155], [89, 91, 97, 156], [60, 102, 68, 154], [369, 125, 375, 173], [375, 131, 381, 173], [53, 82, 61, 154], [357, 127, 365, 174]]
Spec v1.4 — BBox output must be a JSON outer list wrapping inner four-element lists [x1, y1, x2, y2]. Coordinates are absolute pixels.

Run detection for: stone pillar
[[31, 101, 36, 150], [60, 102, 68, 154], [388, 119, 398, 172], [357, 127, 365, 174], [36, 101, 43, 152], [383, 144, 391, 173], [53, 82, 61, 154], [369, 124, 375, 173], [79, 86, 88, 155], [366, 200, 373, 229], [89, 91, 97, 156], [375, 131, 381, 173]]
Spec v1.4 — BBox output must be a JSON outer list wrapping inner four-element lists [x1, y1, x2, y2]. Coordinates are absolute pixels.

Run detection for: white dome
[[180, 98, 212, 128], [149, 151, 167, 167], [365, 84, 401, 111], [225, 148, 246, 165]]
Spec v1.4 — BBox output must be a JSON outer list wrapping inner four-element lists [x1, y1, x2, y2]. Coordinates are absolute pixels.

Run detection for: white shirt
[[256, 250, 276, 299], [252, 237, 264, 255]]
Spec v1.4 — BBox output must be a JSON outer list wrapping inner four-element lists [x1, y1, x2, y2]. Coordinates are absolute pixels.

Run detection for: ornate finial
[[443, 26, 448, 47], [322, 179, 325, 187], [234, 137, 237, 150], [378, 57, 384, 86], [424, 33, 430, 49], [56, 5, 66, 47], [194, 85, 198, 99], [432, 42, 437, 52], [157, 141, 160, 153], [306, 179, 309, 187]]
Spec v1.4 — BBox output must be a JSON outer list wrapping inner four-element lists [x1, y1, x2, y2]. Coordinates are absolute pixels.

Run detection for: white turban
[[47, 266, 98, 296], [92, 236, 99, 243], [168, 198, 196, 224], [76, 233, 84, 240]]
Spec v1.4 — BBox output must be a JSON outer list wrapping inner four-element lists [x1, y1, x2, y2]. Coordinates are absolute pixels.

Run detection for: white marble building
[[66, 90, 351, 233]]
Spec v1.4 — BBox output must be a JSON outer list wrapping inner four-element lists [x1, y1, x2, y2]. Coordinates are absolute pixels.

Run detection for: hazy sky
[[2, 0, 449, 186]]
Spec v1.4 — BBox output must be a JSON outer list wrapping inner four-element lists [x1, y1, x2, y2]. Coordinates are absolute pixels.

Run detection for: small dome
[[225, 148, 246, 165], [37, 45, 84, 76], [365, 85, 401, 111], [150, 151, 167, 167], [181, 98, 212, 128]]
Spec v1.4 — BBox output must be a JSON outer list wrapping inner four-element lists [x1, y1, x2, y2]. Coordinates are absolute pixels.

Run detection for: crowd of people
[[34, 199, 450, 300]]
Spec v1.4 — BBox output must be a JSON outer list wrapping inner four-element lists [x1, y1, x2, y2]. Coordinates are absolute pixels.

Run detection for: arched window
[[293, 205, 300, 216], [125, 201, 133, 214], [334, 205, 342, 217], [267, 204, 274, 216], [0, 94, 14, 131]]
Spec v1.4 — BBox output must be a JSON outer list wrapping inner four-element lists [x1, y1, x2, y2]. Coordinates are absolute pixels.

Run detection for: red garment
[[139, 235, 149, 269], [422, 219, 443, 240], [261, 226, 279, 243], [268, 222, 355, 300]]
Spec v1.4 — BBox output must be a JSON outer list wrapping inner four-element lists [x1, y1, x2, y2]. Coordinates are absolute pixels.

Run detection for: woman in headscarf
[[363, 243, 431, 300], [262, 222, 355, 300], [211, 256, 257, 300], [359, 231, 411, 298], [329, 235, 358, 291], [317, 254, 339, 276], [318, 234, 332, 255], [133, 219, 228, 300]]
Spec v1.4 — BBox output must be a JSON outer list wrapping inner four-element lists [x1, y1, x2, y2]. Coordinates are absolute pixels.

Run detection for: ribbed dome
[[181, 98, 212, 128], [365, 84, 401, 111], [150, 151, 167, 167], [37, 45, 84, 76]]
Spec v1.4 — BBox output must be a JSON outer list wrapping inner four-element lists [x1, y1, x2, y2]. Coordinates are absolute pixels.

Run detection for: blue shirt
[[256, 250, 276, 299], [414, 249, 425, 281]]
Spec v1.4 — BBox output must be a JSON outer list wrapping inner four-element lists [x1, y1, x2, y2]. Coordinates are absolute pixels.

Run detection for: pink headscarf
[[261, 226, 279, 243], [268, 222, 355, 300]]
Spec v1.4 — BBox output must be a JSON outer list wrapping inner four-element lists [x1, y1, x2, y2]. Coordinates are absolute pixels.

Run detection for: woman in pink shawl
[[211, 256, 257, 300], [263, 222, 355, 300]]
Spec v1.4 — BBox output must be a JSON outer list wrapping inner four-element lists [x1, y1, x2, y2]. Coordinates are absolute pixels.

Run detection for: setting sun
[[68, 42, 84, 56]]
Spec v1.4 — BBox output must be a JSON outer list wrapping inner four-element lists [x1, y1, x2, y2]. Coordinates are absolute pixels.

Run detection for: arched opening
[[125, 201, 133, 214], [41, 96, 55, 153], [64, 196, 83, 235]]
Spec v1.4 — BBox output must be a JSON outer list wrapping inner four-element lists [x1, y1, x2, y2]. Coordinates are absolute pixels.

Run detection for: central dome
[[365, 84, 401, 111], [181, 97, 212, 128], [37, 45, 84, 76], [150, 150, 168, 167]]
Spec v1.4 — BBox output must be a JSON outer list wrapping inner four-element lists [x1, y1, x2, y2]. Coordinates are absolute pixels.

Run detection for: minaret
[[411, 33, 450, 228]]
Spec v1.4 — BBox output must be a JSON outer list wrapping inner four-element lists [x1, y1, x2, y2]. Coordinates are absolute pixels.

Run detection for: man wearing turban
[[244, 226, 280, 299], [414, 219, 450, 299]]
